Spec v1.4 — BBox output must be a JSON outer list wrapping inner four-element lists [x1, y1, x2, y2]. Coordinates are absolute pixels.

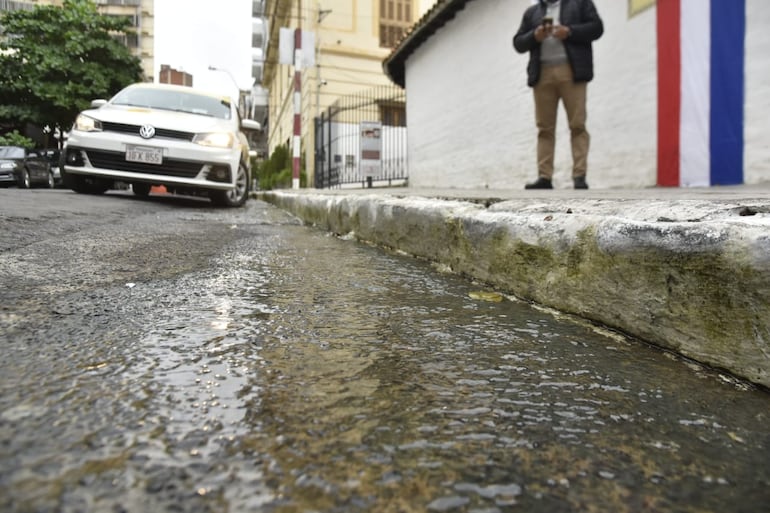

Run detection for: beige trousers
[[533, 63, 589, 179]]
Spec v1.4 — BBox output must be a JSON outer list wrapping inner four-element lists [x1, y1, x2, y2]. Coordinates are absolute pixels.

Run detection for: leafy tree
[[0, 0, 143, 142], [0, 130, 33, 148]]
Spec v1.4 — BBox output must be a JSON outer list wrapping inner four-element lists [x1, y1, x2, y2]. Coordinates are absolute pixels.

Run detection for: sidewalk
[[254, 184, 770, 388]]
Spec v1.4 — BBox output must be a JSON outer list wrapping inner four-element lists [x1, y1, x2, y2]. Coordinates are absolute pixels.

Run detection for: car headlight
[[74, 114, 103, 132], [193, 132, 235, 149], [0, 162, 14, 170]]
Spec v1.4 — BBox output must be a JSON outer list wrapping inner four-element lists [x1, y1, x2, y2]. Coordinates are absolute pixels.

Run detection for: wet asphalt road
[[0, 188, 769, 513]]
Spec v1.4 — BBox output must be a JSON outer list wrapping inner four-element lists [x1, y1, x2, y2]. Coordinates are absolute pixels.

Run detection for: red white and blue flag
[[657, 0, 746, 187]]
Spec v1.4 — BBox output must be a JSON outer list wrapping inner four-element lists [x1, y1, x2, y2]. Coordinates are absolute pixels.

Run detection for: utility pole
[[292, 28, 302, 190]]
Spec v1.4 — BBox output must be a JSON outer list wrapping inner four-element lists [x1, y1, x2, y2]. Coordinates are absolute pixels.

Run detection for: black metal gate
[[314, 84, 407, 189]]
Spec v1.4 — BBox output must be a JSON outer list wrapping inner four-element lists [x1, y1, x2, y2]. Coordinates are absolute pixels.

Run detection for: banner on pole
[[301, 31, 315, 67], [279, 28, 316, 67]]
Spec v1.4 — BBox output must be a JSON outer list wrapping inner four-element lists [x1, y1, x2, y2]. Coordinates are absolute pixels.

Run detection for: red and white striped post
[[292, 28, 302, 189]]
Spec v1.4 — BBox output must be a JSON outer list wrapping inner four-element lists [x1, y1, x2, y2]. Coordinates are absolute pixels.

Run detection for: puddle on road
[[123, 225, 770, 512], [2, 220, 768, 513]]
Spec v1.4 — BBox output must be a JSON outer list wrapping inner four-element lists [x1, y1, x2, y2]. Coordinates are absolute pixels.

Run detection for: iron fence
[[0, 0, 33, 11], [314, 84, 408, 189]]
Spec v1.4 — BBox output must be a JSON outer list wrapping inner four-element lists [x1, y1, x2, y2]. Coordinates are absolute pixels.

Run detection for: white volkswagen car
[[62, 83, 260, 207]]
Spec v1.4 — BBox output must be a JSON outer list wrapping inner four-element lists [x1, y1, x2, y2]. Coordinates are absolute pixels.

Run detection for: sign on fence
[[359, 121, 382, 178]]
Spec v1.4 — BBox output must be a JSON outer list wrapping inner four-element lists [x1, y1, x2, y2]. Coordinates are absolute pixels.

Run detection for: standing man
[[513, 0, 603, 189]]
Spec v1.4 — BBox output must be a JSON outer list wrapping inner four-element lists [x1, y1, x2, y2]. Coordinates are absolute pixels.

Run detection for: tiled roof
[[383, 0, 476, 88]]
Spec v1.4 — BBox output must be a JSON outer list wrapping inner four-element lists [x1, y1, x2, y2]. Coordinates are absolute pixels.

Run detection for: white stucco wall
[[404, 0, 769, 189], [745, 0, 770, 184]]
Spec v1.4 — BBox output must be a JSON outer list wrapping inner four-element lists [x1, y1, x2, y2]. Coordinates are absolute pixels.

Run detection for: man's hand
[[553, 25, 570, 40], [534, 24, 549, 42]]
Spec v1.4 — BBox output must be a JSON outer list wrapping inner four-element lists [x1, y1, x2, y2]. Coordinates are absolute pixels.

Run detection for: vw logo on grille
[[139, 125, 156, 139]]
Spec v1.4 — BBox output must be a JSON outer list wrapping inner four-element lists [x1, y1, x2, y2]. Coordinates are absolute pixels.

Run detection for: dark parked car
[[0, 146, 54, 188], [42, 149, 63, 187]]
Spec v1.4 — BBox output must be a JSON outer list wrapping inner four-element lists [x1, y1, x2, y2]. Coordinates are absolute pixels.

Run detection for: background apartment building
[[158, 64, 193, 86], [261, 0, 435, 185], [0, 0, 154, 80]]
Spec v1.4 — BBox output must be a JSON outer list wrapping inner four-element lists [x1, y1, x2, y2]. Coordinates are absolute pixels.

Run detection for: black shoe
[[573, 176, 589, 189], [524, 177, 553, 190]]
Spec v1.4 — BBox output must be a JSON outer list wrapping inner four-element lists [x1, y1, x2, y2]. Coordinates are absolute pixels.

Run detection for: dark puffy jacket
[[513, 0, 604, 87]]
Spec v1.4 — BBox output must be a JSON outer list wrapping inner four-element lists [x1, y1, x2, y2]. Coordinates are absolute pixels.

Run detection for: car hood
[[0, 158, 20, 165], [84, 104, 235, 133]]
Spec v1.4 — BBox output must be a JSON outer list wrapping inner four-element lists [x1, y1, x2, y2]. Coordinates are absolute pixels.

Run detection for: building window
[[380, 102, 406, 127], [379, 0, 412, 49]]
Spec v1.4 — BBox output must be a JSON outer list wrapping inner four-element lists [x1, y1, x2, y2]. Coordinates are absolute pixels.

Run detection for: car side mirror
[[241, 119, 261, 132], [90, 99, 108, 108]]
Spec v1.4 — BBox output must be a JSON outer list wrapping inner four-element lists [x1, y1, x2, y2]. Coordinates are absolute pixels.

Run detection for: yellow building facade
[[262, 0, 435, 185]]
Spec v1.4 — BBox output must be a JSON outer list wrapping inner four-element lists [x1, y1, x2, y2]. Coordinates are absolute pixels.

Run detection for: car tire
[[62, 168, 77, 190], [132, 182, 151, 197], [209, 164, 249, 208], [19, 169, 31, 189], [70, 175, 110, 195]]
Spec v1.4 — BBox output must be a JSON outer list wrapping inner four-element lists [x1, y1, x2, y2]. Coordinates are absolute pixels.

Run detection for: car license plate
[[126, 146, 163, 165]]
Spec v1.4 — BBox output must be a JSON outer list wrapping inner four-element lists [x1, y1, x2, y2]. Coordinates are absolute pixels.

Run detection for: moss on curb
[[257, 191, 770, 387]]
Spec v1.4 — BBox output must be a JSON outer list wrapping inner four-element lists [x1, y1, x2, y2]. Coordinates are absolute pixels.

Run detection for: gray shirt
[[540, 0, 569, 66]]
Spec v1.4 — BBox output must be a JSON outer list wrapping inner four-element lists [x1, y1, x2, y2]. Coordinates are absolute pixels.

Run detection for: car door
[[26, 150, 49, 183], [24, 150, 38, 182]]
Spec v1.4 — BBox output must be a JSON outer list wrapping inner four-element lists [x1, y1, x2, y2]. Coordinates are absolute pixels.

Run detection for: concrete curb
[[256, 189, 770, 388]]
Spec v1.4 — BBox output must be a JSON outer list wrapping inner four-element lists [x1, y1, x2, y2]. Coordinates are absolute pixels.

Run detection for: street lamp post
[[208, 65, 239, 88], [208, 65, 245, 113]]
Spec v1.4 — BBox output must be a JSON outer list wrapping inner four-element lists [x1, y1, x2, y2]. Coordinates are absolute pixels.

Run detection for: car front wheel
[[132, 182, 151, 197], [19, 169, 31, 189], [70, 174, 110, 195], [209, 164, 249, 207]]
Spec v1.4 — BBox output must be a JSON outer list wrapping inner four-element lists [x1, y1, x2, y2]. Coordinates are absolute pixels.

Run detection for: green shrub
[[256, 143, 306, 190]]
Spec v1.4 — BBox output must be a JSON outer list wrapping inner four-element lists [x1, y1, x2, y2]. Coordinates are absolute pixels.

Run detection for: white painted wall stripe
[[679, 0, 711, 187]]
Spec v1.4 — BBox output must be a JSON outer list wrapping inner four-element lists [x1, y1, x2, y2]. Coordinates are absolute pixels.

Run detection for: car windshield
[[0, 146, 24, 159], [110, 88, 232, 120]]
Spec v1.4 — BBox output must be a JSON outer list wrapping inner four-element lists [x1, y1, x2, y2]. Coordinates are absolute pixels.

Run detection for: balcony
[[252, 18, 267, 52], [111, 32, 139, 49], [251, 64, 263, 85], [0, 0, 33, 11]]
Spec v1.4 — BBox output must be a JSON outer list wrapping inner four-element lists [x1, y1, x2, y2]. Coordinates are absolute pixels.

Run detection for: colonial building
[[384, 0, 769, 189], [158, 64, 193, 86], [261, 0, 436, 185]]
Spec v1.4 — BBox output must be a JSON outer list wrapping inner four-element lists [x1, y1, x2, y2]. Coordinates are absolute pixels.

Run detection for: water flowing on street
[[1, 194, 768, 512]]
